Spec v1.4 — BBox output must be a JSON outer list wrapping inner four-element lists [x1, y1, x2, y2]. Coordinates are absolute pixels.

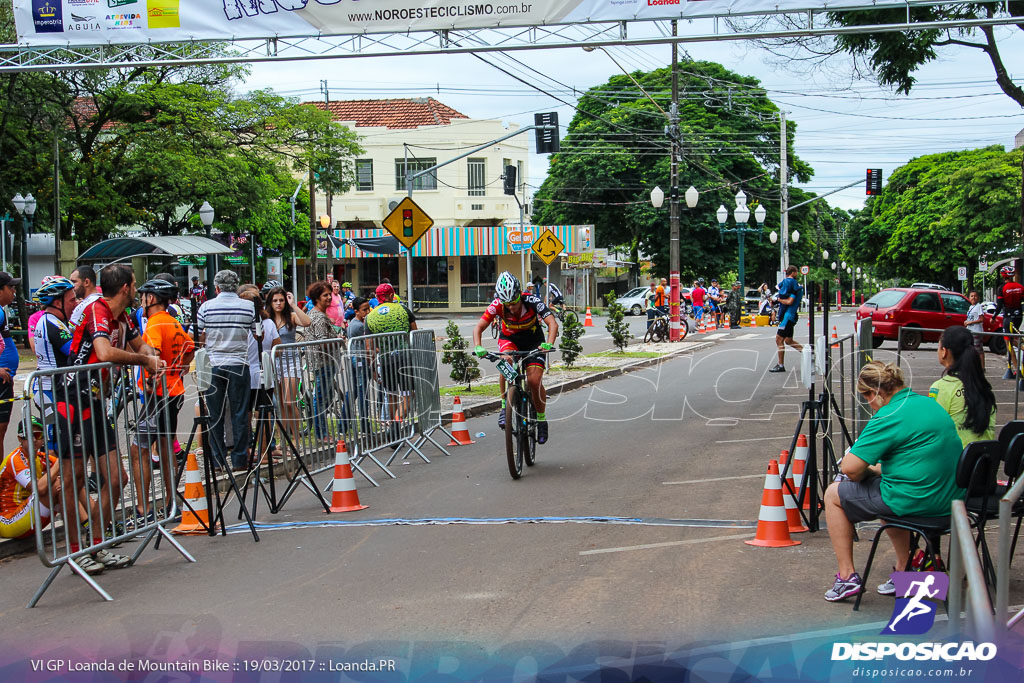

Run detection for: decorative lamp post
[[199, 201, 215, 302], [719, 190, 765, 291], [12, 193, 36, 330], [652, 185, 697, 341], [855, 266, 861, 304]]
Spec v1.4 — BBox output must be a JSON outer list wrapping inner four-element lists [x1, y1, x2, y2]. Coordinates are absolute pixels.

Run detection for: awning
[[342, 236, 401, 255], [78, 235, 235, 262]]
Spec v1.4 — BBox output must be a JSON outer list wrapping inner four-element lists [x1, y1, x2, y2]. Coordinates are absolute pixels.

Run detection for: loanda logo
[[32, 0, 64, 32], [882, 571, 949, 635]]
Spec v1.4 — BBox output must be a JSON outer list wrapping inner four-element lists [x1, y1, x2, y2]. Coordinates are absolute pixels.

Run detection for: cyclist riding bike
[[994, 265, 1024, 381], [547, 281, 564, 308], [473, 272, 559, 444]]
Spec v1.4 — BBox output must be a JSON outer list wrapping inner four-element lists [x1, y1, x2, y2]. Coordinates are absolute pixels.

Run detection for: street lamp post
[[199, 201, 215, 302], [12, 193, 36, 330], [855, 266, 861, 305], [831, 262, 840, 310], [651, 184, 698, 340], [717, 189, 765, 291]]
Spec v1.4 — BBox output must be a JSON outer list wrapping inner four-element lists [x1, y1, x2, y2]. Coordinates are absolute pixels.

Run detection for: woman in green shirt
[[929, 326, 997, 448]]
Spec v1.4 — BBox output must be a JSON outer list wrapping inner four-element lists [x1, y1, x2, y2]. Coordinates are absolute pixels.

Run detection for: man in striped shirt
[[196, 270, 258, 471]]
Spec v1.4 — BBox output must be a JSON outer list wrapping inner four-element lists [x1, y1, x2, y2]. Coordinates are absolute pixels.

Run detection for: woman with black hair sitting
[[929, 326, 997, 448]]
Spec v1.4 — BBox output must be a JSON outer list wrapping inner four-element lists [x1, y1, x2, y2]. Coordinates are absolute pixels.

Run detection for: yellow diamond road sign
[[531, 228, 565, 265], [382, 197, 434, 250]]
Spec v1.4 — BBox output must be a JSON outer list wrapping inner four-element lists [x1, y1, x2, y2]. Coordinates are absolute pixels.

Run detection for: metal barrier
[[397, 329, 453, 463], [822, 332, 859, 455], [346, 331, 428, 474], [996, 473, 1024, 633], [895, 325, 1024, 421], [22, 363, 194, 607], [267, 336, 386, 490], [947, 499, 997, 642]]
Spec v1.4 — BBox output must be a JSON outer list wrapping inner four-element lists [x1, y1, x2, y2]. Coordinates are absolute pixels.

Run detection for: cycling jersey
[[33, 312, 73, 393], [707, 286, 721, 311], [69, 291, 101, 327], [654, 285, 666, 308], [139, 310, 194, 397], [481, 294, 552, 344], [994, 281, 1024, 318], [0, 446, 54, 539], [66, 297, 139, 390], [547, 283, 563, 302]]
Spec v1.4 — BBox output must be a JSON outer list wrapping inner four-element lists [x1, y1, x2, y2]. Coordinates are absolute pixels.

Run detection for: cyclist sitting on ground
[[472, 272, 559, 444], [0, 417, 58, 539], [993, 265, 1024, 383]]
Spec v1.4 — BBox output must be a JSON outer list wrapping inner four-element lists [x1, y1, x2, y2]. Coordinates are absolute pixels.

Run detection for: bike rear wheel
[[491, 321, 500, 339], [505, 386, 523, 479]]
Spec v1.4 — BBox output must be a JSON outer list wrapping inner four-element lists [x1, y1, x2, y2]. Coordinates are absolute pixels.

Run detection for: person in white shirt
[[964, 289, 986, 366]]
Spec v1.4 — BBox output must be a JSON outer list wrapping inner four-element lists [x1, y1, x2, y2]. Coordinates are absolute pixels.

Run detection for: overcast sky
[[242, 20, 1024, 214]]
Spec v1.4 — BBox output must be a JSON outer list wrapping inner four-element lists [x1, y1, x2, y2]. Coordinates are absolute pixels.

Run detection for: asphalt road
[[1, 311, 1020, 675]]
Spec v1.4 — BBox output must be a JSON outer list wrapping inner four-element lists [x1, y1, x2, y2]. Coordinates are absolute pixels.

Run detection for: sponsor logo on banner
[[68, 0, 100, 6], [68, 12, 102, 30], [106, 11, 142, 28], [107, 0, 137, 6], [32, 0, 64, 33], [147, 0, 179, 28]]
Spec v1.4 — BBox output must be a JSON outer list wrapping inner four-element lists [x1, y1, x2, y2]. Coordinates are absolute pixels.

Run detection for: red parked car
[[855, 287, 1006, 352]]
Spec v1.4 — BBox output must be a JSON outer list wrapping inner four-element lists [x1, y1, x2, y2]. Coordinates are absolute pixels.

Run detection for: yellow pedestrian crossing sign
[[382, 197, 434, 249], [531, 228, 565, 265]]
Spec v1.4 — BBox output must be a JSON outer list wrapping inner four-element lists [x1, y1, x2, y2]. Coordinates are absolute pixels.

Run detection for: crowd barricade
[[395, 329, 453, 464], [822, 332, 859, 455], [895, 325, 1024, 421], [22, 363, 195, 607], [346, 331, 428, 474], [267, 336, 383, 490], [947, 499, 997, 641]]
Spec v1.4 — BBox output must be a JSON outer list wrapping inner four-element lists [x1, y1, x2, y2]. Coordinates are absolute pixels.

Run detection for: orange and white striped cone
[[723, 316, 730, 330], [329, 439, 368, 513], [830, 326, 840, 349], [778, 450, 808, 534], [584, 307, 594, 326], [745, 459, 801, 548], [173, 452, 211, 535], [749, 314, 757, 328], [707, 316, 717, 332], [794, 434, 810, 511], [447, 395, 475, 446]]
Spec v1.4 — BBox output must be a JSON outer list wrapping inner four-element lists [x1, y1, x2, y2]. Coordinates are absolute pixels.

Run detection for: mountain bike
[[643, 308, 686, 343], [485, 348, 549, 479]]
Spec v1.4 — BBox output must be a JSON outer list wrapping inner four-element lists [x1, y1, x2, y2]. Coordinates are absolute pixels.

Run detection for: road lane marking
[[580, 532, 755, 555], [735, 333, 761, 340], [662, 474, 765, 486], [714, 435, 795, 444]]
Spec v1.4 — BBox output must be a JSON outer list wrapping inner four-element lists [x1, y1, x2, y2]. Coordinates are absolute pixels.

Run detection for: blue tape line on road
[[222, 516, 757, 534]]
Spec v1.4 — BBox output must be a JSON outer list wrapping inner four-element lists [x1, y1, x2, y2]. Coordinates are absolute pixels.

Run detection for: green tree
[[603, 291, 633, 352], [533, 60, 817, 288], [845, 146, 1022, 284], [559, 312, 586, 368], [441, 320, 481, 389]]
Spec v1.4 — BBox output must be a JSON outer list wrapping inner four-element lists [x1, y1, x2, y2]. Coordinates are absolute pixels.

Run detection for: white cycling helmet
[[494, 271, 521, 303]]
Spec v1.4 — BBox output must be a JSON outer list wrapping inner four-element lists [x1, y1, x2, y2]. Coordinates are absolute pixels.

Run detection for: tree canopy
[[845, 145, 1022, 284], [532, 60, 834, 287]]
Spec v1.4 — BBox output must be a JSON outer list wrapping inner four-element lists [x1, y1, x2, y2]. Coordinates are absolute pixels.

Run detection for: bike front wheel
[[523, 395, 536, 467], [505, 386, 523, 479]]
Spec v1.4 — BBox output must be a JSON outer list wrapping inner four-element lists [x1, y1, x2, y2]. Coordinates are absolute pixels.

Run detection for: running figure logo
[[882, 572, 949, 635]]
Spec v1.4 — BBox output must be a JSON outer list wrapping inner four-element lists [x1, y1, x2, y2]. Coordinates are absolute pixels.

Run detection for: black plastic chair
[[997, 420, 1024, 468], [960, 440, 1003, 588], [996, 432, 1024, 565], [853, 440, 1001, 611]]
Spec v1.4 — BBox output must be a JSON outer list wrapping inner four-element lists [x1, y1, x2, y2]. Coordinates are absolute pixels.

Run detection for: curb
[[453, 340, 715, 420]]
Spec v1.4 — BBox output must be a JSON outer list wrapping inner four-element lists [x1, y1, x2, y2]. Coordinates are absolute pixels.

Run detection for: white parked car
[[615, 287, 650, 316]]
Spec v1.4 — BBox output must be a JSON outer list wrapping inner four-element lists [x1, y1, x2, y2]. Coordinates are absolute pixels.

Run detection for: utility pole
[[668, 19, 682, 342], [309, 167, 317, 283], [53, 130, 61, 275], [321, 79, 333, 282], [780, 111, 789, 278]]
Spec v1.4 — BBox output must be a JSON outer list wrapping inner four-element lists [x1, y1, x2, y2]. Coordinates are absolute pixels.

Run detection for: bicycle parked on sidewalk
[[644, 309, 687, 344], [484, 348, 549, 479]]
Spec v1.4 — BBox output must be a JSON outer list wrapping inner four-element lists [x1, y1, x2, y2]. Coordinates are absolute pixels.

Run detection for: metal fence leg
[[26, 565, 66, 609]]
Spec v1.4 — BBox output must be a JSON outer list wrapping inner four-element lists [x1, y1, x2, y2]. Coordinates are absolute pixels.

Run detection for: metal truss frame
[[1, 3, 1022, 72]]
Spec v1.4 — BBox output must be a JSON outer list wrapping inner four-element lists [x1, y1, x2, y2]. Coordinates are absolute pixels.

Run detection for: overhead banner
[[14, 0, 916, 47]]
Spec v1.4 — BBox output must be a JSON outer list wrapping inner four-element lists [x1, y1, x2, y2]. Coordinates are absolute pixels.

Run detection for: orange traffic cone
[[794, 434, 810, 511], [584, 307, 594, 326], [707, 316, 717, 332], [749, 314, 757, 328], [830, 326, 839, 349], [778, 450, 808, 534], [447, 395, 475, 446], [745, 459, 801, 548], [723, 316, 730, 330], [173, 452, 211, 535], [329, 439, 368, 513]]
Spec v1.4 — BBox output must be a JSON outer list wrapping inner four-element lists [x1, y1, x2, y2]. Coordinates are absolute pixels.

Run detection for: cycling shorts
[[1002, 311, 1022, 334], [0, 494, 51, 539], [497, 337, 547, 369]]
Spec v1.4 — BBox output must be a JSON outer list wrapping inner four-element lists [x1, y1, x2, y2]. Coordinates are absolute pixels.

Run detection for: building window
[[358, 257, 400, 298], [355, 159, 373, 191], [471, 204, 484, 211], [394, 158, 438, 191], [461, 255, 497, 307], [517, 160, 525, 194], [413, 256, 449, 308], [467, 158, 486, 197]]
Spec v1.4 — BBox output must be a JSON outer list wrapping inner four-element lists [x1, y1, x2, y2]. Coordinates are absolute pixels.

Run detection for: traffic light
[[402, 208, 413, 237], [534, 112, 560, 153], [503, 165, 517, 195], [866, 168, 883, 195]]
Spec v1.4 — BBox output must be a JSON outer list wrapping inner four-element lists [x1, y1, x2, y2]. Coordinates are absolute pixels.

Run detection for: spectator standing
[[189, 276, 207, 337], [341, 282, 355, 308], [770, 265, 804, 373], [305, 281, 340, 440], [196, 270, 258, 472], [345, 297, 372, 434], [69, 266, 100, 327], [374, 282, 418, 330], [707, 279, 723, 327], [0, 272, 21, 448], [265, 285, 312, 457], [822, 361, 964, 602], [724, 281, 743, 329], [964, 289, 986, 367], [930, 326, 997, 448], [690, 278, 706, 326], [644, 281, 658, 331], [326, 280, 346, 327]]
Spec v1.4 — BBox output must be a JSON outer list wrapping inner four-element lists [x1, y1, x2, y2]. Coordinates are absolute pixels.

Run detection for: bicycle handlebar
[[484, 348, 552, 362]]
